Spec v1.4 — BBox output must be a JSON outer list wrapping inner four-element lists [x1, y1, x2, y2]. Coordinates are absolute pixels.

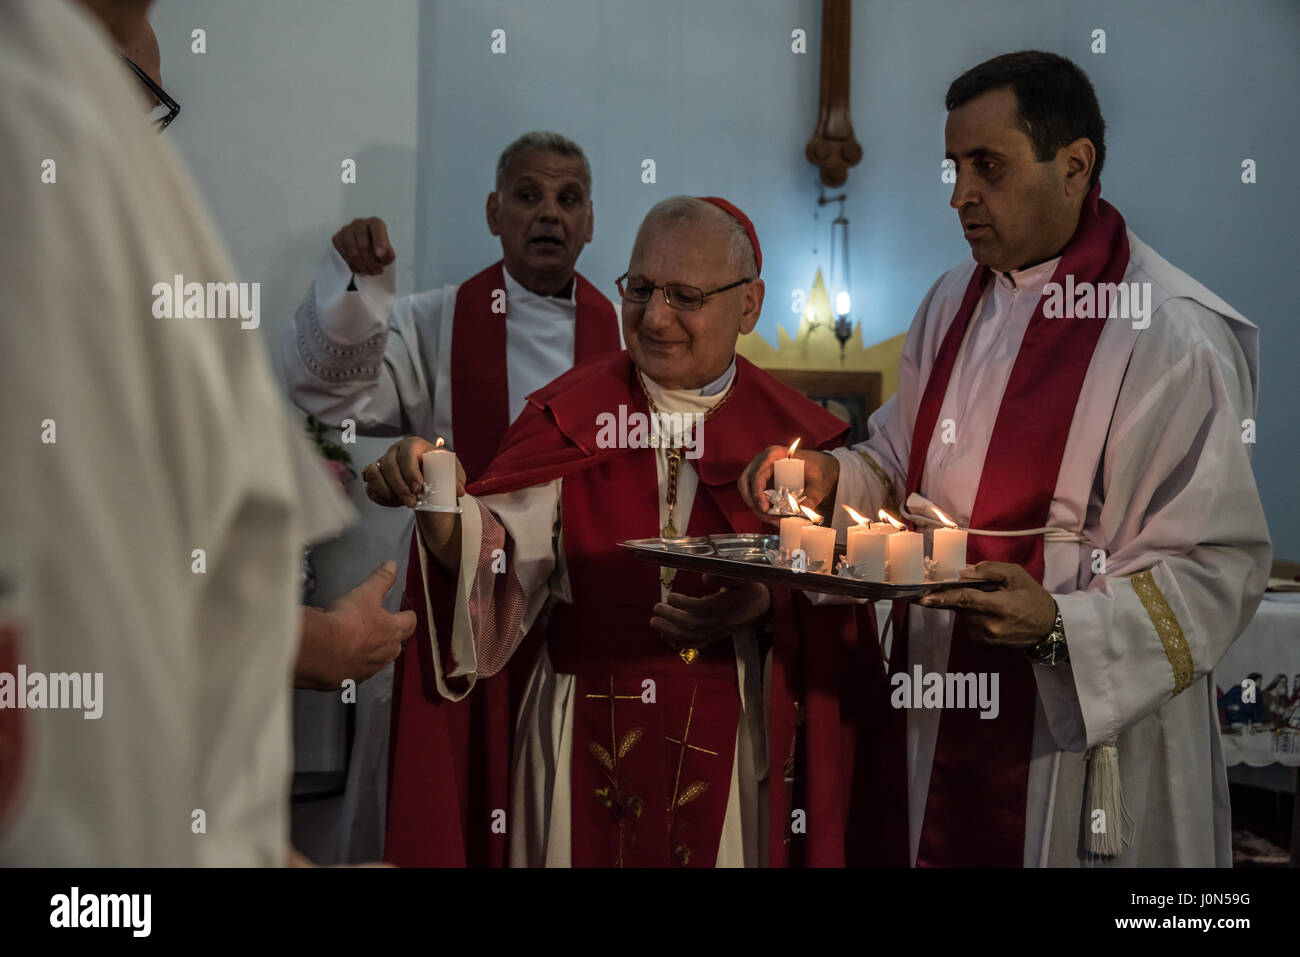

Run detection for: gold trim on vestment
[[857, 450, 899, 517], [1130, 569, 1193, 694]]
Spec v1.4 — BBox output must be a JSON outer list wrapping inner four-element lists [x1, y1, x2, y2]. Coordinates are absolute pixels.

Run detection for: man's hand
[[294, 561, 417, 691], [363, 436, 466, 572], [917, 561, 1057, 650], [737, 446, 840, 525], [650, 574, 771, 650], [363, 435, 465, 510], [332, 216, 395, 276]]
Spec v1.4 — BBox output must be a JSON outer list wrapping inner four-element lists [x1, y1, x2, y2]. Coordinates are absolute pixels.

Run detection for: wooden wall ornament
[[805, 0, 862, 187]]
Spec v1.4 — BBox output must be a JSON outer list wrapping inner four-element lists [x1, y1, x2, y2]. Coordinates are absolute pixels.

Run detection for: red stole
[[460, 351, 888, 865], [384, 261, 617, 867], [0, 620, 22, 837], [547, 451, 741, 867], [889, 182, 1129, 866], [449, 260, 620, 483]]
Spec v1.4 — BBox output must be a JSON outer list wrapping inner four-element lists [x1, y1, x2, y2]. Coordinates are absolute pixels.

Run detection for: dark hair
[[946, 51, 1106, 185]]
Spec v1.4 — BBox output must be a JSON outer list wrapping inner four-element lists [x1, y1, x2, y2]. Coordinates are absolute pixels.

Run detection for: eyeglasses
[[616, 272, 753, 311], [119, 54, 180, 131]]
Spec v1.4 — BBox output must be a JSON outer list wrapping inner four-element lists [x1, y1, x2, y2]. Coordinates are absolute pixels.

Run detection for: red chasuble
[[394, 350, 895, 866], [384, 262, 618, 867], [886, 182, 1130, 866]]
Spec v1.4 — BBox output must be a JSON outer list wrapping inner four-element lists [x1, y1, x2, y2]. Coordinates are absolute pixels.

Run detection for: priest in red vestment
[[283, 131, 621, 865], [366, 196, 895, 866]]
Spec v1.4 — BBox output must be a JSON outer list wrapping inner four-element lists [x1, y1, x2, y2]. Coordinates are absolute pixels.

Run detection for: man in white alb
[[0, 0, 351, 865], [282, 131, 621, 864], [742, 51, 1270, 867]]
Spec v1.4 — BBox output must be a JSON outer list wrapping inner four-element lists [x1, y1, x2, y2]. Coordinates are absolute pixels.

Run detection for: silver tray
[[619, 533, 1000, 600]]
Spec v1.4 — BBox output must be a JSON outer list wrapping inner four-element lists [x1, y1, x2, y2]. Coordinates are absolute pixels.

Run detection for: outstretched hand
[[650, 573, 771, 650], [918, 561, 1057, 649]]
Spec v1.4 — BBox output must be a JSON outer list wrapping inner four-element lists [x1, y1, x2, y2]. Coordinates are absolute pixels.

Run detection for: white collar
[[698, 356, 737, 397], [997, 255, 1061, 293], [639, 356, 737, 416], [502, 265, 577, 305]]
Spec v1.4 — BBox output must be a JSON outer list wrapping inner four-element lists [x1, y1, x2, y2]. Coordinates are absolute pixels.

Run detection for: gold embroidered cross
[[665, 685, 716, 840], [585, 677, 645, 867]]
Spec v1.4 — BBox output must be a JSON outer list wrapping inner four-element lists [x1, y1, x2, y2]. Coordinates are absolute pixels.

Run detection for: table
[[1215, 594, 1300, 766]]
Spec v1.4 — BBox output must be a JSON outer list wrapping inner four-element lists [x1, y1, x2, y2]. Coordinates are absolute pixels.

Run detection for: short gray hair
[[494, 131, 591, 193], [637, 196, 757, 277]]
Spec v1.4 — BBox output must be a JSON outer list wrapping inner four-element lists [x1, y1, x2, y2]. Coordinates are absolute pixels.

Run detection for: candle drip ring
[[763, 486, 806, 516], [413, 483, 463, 514]]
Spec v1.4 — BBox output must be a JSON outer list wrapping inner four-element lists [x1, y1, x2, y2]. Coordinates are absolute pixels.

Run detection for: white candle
[[886, 530, 924, 583], [779, 516, 810, 553], [846, 525, 887, 579], [773, 456, 804, 495], [931, 527, 968, 580], [421, 447, 457, 508], [799, 524, 836, 571], [870, 522, 896, 534]]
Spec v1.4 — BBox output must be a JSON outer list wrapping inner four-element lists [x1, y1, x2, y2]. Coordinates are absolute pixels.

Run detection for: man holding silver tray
[[740, 53, 1270, 869], [365, 197, 894, 867]]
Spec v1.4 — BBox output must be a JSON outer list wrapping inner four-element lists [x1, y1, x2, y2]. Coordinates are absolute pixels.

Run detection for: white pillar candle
[[931, 527, 968, 579], [421, 447, 458, 508], [870, 522, 896, 534], [886, 530, 924, 583], [799, 524, 837, 571], [773, 456, 804, 493], [846, 525, 887, 579], [780, 516, 810, 553]]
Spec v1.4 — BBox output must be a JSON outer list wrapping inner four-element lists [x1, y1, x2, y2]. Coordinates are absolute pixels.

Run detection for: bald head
[[621, 197, 765, 390], [636, 197, 758, 280]]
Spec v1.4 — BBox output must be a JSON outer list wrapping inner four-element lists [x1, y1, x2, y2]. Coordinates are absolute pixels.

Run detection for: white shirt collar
[[698, 356, 737, 397], [502, 265, 577, 306], [997, 255, 1061, 293]]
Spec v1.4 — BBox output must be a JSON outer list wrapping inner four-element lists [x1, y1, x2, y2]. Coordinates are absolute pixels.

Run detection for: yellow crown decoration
[[736, 269, 905, 401]]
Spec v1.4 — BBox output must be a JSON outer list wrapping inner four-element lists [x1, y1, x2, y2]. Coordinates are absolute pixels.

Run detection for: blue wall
[[419, 0, 1299, 558]]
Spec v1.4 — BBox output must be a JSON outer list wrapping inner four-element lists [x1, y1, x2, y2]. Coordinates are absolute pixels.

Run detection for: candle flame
[[434, 437, 445, 450], [786, 491, 800, 512], [879, 509, 905, 530], [842, 504, 870, 526], [931, 505, 957, 528], [800, 505, 822, 524], [787, 437, 801, 456]]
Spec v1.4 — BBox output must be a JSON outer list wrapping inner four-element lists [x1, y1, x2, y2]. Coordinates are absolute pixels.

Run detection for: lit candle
[[847, 527, 887, 579], [930, 506, 968, 580], [841, 505, 882, 577], [800, 524, 836, 572], [886, 530, 925, 583], [421, 438, 457, 508], [779, 515, 810, 553], [878, 509, 905, 531], [772, 437, 804, 498]]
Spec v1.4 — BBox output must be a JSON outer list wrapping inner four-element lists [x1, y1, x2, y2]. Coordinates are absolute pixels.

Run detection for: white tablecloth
[[1214, 594, 1300, 766]]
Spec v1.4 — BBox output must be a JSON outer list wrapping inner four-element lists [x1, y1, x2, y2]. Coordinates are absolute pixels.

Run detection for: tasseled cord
[[1082, 737, 1134, 861]]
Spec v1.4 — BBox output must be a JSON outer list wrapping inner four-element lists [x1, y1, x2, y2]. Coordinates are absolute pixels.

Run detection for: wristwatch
[[1028, 603, 1069, 666]]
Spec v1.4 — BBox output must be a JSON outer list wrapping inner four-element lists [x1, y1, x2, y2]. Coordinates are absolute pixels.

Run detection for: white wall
[[150, 0, 421, 807], [420, 0, 1300, 559]]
